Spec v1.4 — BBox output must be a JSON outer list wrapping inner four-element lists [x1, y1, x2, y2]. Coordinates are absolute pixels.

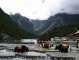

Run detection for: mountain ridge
[[0, 8, 36, 41], [10, 12, 79, 36], [36, 13, 79, 35], [10, 13, 35, 33]]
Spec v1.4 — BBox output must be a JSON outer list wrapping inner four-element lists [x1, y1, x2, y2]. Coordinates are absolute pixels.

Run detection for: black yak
[[55, 44, 72, 53], [14, 45, 29, 53]]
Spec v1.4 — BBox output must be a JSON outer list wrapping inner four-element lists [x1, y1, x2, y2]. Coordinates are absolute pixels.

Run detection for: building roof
[[75, 30, 79, 34]]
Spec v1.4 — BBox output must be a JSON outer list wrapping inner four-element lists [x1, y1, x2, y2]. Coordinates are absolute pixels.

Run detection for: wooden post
[[76, 39, 79, 48]]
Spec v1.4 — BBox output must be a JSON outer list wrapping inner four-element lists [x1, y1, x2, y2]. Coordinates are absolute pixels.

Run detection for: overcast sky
[[0, 0, 79, 20]]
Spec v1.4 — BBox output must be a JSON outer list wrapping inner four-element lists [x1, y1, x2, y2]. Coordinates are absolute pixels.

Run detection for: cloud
[[0, 0, 79, 20], [60, 0, 79, 14]]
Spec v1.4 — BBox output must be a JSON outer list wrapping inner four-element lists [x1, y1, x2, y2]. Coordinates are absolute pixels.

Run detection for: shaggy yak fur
[[14, 45, 29, 53], [55, 44, 72, 53]]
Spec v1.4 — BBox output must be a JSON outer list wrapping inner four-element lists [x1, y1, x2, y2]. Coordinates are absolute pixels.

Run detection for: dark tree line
[[39, 24, 79, 40]]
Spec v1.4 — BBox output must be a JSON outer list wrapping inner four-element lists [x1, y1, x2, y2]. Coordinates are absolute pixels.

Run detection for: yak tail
[[68, 46, 72, 52], [70, 47, 72, 52]]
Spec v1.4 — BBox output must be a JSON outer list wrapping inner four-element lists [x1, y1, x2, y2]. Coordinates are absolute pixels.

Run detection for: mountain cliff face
[[10, 12, 79, 36], [10, 14, 48, 34], [31, 20, 47, 30], [35, 17, 57, 35], [1, 6, 79, 41], [36, 13, 79, 35], [54, 13, 79, 25], [0, 8, 35, 40], [10, 13, 34, 33]]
